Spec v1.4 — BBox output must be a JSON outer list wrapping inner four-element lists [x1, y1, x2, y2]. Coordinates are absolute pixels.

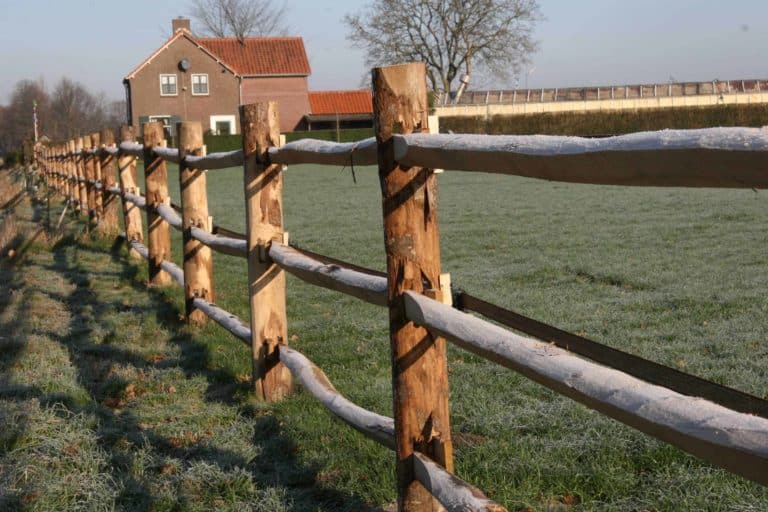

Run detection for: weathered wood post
[[91, 132, 104, 222], [118, 126, 144, 260], [83, 133, 97, 221], [240, 102, 292, 401], [143, 122, 173, 285], [51, 147, 58, 194], [68, 139, 78, 208], [178, 121, 214, 324], [99, 128, 121, 236], [75, 136, 89, 216], [58, 144, 67, 199], [372, 62, 454, 511]]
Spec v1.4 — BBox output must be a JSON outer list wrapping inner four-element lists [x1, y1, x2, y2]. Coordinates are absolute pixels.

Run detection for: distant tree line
[[0, 77, 125, 155]]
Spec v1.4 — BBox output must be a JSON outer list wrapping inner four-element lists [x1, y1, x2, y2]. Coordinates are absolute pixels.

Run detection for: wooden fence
[[36, 63, 768, 512]]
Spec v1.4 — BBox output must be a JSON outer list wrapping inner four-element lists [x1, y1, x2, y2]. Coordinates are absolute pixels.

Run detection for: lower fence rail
[[122, 235, 501, 511], [404, 291, 768, 486]]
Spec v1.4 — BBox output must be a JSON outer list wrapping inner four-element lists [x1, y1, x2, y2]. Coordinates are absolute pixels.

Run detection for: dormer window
[[160, 74, 177, 96], [191, 74, 209, 95]]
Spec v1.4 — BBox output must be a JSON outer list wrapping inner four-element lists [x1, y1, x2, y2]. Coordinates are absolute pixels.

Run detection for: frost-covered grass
[[1, 161, 767, 511]]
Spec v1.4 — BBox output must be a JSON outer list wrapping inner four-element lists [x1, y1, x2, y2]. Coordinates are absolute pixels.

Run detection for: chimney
[[172, 17, 191, 34]]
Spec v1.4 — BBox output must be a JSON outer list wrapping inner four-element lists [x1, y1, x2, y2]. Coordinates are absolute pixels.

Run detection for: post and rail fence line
[[35, 62, 768, 512]]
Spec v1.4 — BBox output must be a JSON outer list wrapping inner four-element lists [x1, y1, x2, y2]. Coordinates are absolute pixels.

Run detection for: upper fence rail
[[59, 126, 768, 189]]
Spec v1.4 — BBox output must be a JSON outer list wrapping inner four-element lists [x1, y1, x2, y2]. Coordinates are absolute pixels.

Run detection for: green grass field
[[1, 161, 768, 511]]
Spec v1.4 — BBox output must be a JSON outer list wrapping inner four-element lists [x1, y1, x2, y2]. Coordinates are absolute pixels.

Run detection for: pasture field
[[1, 162, 767, 511]]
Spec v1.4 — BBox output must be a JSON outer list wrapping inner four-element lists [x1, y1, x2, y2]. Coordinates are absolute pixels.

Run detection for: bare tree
[[49, 78, 100, 140], [2, 79, 49, 150], [345, 0, 541, 93], [190, 0, 289, 39]]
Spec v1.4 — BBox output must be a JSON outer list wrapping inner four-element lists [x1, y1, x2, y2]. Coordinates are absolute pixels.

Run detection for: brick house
[[123, 18, 312, 137]]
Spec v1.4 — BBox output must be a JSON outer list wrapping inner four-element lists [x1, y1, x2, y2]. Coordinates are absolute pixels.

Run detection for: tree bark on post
[[99, 128, 121, 236], [75, 137, 88, 216], [240, 102, 291, 401], [178, 121, 214, 324], [372, 62, 454, 512], [68, 140, 77, 207], [58, 145, 66, 199], [143, 122, 173, 285], [118, 126, 144, 260], [83, 133, 97, 222], [58, 146, 64, 195], [91, 132, 103, 224], [51, 147, 58, 194]]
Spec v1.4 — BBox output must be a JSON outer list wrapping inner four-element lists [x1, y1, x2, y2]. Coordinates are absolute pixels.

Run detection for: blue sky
[[1, 0, 766, 103]]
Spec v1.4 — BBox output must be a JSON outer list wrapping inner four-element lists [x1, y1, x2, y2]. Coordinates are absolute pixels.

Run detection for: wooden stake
[[372, 62, 453, 512], [82, 133, 97, 222], [68, 140, 77, 207], [240, 102, 291, 401], [118, 126, 144, 260], [91, 132, 103, 223], [99, 129, 121, 236], [178, 121, 214, 324], [142, 122, 172, 285], [75, 137, 88, 216]]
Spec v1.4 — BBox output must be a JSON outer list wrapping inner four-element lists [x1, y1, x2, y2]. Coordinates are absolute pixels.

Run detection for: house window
[[191, 74, 209, 95], [149, 115, 173, 139], [216, 121, 230, 135], [210, 115, 236, 135], [160, 74, 177, 96]]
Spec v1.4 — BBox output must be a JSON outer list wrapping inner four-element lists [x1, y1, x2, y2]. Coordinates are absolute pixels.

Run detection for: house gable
[[123, 19, 313, 135], [124, 33, 242, 136], [125, 31, 238, 81]]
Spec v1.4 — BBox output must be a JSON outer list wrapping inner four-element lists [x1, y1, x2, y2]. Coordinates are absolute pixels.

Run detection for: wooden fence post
[[178, 121, 214, 324], [68, 139, 77, 208], [51, 147, 58, 194], [76, 136, 88, 216], [82, 134, 94, 219], [55, 146, 61, 195], [372, 62, 454, 512], [58, 144, 67, 199], [142, 122, 173, 285], [240, 102, 292, 401], [118, 126, 144, 260], [99, 128, 121, 236], [90, 132, 103, 223]]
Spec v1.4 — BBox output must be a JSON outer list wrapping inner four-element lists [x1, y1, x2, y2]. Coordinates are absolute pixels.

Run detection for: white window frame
[[210, 115, 236, 135], [191, 74, 209, 96], [160, 74, 177, 96], [149, 115, 171, 126]]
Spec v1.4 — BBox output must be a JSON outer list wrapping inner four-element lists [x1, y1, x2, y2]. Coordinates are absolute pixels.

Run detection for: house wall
[[128, 36, 241, 137], [241, 77, 311, 132]]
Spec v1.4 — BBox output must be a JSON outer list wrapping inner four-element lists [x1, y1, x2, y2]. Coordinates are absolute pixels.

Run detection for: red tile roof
[[308, 90, 373, 115], [198, 37, 311, 76]]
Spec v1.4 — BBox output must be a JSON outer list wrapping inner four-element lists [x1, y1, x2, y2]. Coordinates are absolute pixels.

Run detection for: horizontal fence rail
[[394, 128, 768, 188], [123, 228, 498, 511], [35, 61, 768, 511], [404, 291, 768, 485]]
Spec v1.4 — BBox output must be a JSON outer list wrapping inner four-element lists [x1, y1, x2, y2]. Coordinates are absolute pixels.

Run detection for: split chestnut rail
[[38, 63, 768, 512]]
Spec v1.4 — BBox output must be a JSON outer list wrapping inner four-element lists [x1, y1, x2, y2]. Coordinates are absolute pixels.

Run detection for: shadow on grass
[[0, 217, 384, 511]]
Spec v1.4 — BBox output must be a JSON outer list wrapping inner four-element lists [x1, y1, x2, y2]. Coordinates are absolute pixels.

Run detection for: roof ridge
[[198, 36, 303, 41], [310, 89, 371, 94]]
